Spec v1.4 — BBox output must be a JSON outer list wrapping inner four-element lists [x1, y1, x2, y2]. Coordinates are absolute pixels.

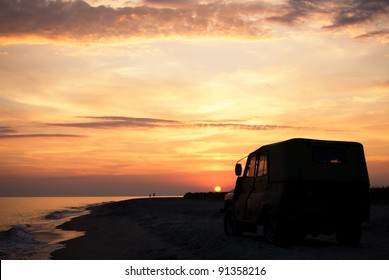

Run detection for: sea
[[0, 196, 144, 260]]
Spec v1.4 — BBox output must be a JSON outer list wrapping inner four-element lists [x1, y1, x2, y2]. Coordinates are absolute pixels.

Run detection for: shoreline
[[51, 197, 389, 260], [0, 196, 143, 260], [51, 197, 222, 260]]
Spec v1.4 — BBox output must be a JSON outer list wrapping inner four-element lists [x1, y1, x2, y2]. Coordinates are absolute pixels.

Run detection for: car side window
[[257, 155, 268, 177], [246, 156, 257, 177]]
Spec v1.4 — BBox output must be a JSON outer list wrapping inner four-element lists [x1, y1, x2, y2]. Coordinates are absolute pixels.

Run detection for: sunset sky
[[1, 0, 388, 196]]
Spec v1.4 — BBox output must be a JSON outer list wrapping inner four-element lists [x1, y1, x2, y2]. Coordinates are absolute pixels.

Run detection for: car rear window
[[313, 146, 346, 164]]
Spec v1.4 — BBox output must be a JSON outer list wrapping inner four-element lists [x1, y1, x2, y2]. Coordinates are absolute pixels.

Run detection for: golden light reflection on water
[[0, 197, 143, 231], [0, 197, 147, 259], [34, 228, 86, 244]]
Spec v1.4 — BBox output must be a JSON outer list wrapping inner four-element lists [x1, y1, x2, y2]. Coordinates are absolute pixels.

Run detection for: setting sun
[[214, 186, 222, 192]]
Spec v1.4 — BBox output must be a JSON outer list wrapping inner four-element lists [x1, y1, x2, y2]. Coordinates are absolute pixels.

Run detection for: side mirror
[[235, 163, 242, 176]]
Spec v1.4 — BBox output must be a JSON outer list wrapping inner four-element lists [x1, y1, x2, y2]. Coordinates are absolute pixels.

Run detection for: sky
[[0, 0, 388, 196]]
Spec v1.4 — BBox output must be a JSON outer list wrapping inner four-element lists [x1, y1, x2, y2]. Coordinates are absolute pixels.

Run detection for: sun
[[214, 186, 222, 192]]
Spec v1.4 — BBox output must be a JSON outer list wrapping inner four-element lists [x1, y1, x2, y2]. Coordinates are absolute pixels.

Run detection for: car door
[[247, 154, 269, 223], [235, 154, 258, 221]]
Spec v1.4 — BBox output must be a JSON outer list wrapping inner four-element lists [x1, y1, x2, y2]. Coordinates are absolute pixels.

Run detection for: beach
[[50, 197, 389, 260]]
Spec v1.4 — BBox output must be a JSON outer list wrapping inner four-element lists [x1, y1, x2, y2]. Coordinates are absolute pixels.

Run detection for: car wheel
[[224, 208, 242, 236], [263, 211, 285, 245]]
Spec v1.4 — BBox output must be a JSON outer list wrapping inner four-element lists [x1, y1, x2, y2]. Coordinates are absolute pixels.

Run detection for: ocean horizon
[[0, 196, 146, 260]]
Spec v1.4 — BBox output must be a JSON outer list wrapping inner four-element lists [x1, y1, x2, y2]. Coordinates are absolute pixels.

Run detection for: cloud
[[189, 122, 315, 131], [266, 0, 321, 25], [323, 0, 389, 29], [142, 0, 196, 9], [354, 29, 389, 43], [0, 126, 16, 134], [0, 125, 82, 139], [4, 116, 315, 141], [1, 0, 387, 41], [0, 133, 83, 139], [0, 0, 270, 40], [48, 116, 180, 128], [47, 115, 318, 131], [268, 0, 389, 29]]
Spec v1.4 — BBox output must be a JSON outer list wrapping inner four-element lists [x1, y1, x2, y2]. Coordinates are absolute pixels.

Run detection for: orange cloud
[[355, 29, 389, 43], [0, 125, 82, 140], [0, 133, 82, 139], [44, 116, 320, 131], [0, 0, 387, 42], [0, 0, 271, 41]]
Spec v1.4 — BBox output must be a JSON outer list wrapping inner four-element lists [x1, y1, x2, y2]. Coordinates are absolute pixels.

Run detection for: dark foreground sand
[[51, 198, 389, 260]]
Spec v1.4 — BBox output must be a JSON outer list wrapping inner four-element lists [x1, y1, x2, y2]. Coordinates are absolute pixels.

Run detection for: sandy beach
[[51, 197, 389, 260]]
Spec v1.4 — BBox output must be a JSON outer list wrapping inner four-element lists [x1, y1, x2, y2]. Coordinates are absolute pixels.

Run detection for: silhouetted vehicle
[[224, 138, 370, 246]]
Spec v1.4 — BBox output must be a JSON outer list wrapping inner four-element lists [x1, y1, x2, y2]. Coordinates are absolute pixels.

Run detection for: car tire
[[224, 208, 242, 236], [263, 210, 285, 245]]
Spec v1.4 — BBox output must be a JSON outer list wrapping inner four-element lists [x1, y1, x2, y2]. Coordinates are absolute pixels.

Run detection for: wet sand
[[51, 198, 389, 260]]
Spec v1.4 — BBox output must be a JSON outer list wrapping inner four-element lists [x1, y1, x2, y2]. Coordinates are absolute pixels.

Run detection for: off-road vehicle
[[224, 138, 370, 246]]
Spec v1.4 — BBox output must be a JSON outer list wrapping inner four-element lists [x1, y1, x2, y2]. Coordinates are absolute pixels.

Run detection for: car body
[[224, 138, 370, 246]]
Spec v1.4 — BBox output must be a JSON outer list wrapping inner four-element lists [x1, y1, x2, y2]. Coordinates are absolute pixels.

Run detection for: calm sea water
[[0, 196, 144, 260]]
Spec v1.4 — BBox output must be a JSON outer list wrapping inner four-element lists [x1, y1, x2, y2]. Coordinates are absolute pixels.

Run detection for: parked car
[[224, 138, 370, 246]]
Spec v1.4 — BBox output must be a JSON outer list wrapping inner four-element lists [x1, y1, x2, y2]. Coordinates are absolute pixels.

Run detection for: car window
[[313, 147, 345, 164], [246, 156, 257, 177], [257, 155, 268, 177]]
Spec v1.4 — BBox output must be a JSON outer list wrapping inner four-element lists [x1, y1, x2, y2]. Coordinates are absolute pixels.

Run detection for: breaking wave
[[0, 224, 63, 260], [44, 207, 88, 220]]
